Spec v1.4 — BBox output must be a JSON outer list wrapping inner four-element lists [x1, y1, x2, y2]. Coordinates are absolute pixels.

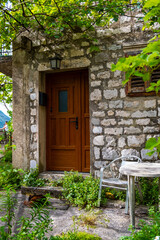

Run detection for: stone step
[[21, 186, 63, 198], [39, 171, 90, 181]]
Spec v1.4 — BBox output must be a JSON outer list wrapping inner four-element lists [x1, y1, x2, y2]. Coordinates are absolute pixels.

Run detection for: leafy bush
[[50, 231, 101, 240], [0, 188, 53, 240], [2, 150, 12, 162], [135, 177, 159, 206], [0, 162, 23, 189], [0, 142, 16, 163], [106, 177, 159, 206], [0, 188, 101, 240], [61, 171, 106, 210], [120, 208, 160, 240], [23, 167, 46, 187], [145, 137, 160, 158], [106, 188, 126, 201]]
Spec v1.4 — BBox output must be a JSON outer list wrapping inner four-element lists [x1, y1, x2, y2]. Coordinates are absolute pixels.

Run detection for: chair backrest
[[107, 155, 142, 179]]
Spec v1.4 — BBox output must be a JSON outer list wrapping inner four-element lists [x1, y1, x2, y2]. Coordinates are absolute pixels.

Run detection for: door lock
[[70, 117, 78, 130]]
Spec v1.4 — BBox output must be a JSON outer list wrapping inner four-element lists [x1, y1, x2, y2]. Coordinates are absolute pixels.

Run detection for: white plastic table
[[119, 162, 160, 227]]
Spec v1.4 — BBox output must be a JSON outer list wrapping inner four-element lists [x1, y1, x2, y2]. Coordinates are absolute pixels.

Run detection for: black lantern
[[49, 55, 62, 69]]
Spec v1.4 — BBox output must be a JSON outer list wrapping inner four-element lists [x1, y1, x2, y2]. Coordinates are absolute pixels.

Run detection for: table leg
[[128, 175, 135, 227], [158, 177, 160, 211]]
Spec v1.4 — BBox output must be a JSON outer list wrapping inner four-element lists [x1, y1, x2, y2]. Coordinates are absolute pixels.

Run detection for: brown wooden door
[[46, 70, 90, 172]]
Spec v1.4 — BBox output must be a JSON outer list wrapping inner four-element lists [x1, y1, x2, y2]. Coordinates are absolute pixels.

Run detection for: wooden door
[[46, 70, 90, 172]]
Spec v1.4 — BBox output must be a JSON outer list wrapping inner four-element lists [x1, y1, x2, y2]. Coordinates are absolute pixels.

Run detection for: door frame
[[38, 68, 90, 173]]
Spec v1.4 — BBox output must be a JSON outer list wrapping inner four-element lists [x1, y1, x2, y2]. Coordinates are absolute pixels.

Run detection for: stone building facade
[[12, 13, 159, 175]]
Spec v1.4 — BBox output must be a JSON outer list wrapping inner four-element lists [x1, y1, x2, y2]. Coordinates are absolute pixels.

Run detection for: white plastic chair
[[97, 155, 142, 214]]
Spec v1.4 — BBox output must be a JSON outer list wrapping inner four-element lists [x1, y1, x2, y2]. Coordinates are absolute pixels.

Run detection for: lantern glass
[[49, 56, 62, 69]]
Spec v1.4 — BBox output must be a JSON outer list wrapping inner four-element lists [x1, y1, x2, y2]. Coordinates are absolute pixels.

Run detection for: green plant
[[0, 188, 53, 240], [120, 208, 160, 240], [135, 177, 159, 206], [0, 162, 23, 189], [22, 167, 47, 187], [106, 188, 126, 201], [0, 140, 16, 163], [50, 231, 101, 240], [0, 187, 17, 237], [2, 150, 12, 162], [145, 137, 160, 158], [62, 171, 106, 210]]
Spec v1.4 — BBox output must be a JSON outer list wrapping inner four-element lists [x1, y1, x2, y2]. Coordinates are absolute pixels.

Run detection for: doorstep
[[39, 171, 90, 181], [21, 186, 63, 198]]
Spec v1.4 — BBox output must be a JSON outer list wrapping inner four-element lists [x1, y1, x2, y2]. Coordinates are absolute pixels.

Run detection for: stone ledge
[[21, 186, 63, 198]]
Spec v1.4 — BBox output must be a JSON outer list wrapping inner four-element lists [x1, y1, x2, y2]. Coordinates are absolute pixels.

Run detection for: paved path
[[0, 191, 150, 240]]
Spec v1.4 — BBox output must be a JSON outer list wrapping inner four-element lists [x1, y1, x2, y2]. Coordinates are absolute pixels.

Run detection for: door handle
[[70, 117, 78, 130]]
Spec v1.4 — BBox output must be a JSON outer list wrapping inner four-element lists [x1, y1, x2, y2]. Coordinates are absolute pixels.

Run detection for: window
[[125, 52, 160, 97], [59, 90, 68, 112]]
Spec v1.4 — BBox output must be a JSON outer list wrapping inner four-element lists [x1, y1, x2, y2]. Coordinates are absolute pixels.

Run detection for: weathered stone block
[[106, 136, 116, 147], [93, 111, 105, 117], [118, 137, 126, 148], [120, 89, 126, 98], [95, 52, 109, 63], [144, 100, 156, 108], [104, 89, 118, 99], [109, 100, 123, 109], [124, 127, 141, 134], [101, 119, 116, 126], [116, 110, 130, 118], [108, 110, 114, 116], [31, 125, 37, 133], [108, 45, 121, 51], [112, 53, 117, 58], [94, 161, 103, 168], [121, 149, 140, 157], [94, 147, 100, 160], [131, 110, 157, 118], [124, 101, 140, 108], [31, 108, 36, 116], [104, 128, 123, 135], [120, 26, 131, 33], [90, 89, 102, 101], [141, 149, 157, 160], [102, 147, 119, 160], [97, 29, 113, 38], [118, 119, 133, 125], [81, 42, 90, 47], [143, 126, 159, 133], [114, 70, 121, 78], [93, 126, 102, 134], [30, 93, 36, 101], [108, 80, 122, 88], [93, 135, 104, 146], [90, 65, 103, 72], [30, 117, 35, 124], [136, 119, 150, 125], [120, 16, 131, 24], [61, 57, 91, 68], [91, 118, 100, 125], [97, 71, 110, 79], [106, 62, 114, 69], [127, 135, 145, 147], [91, 73, 96, 80], [98, 102, 108, 110], [91, 81, 101, 87], [30, 142, 37, 151]]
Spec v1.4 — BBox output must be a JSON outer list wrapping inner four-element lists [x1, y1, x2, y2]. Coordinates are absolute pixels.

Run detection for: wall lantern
[[49, 55, 62, 69]]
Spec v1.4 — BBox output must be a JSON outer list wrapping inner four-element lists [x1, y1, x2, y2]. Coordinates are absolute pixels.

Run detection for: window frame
[[124, 51, 160, 97]]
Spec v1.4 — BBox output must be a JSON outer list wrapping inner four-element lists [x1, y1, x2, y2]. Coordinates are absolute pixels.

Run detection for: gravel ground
[[0, 191, 150, 240]]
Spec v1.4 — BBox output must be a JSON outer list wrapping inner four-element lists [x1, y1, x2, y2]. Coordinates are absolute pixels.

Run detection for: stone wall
[[12, 13, 160, 174]]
